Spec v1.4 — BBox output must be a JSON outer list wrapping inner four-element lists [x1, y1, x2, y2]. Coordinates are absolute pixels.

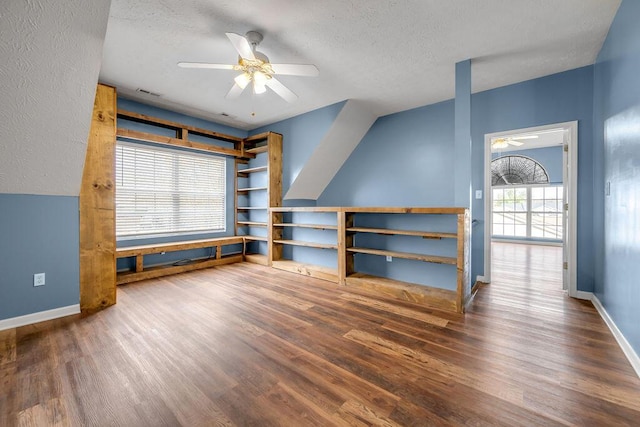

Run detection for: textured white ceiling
[[100, 0, 620, 130], [0, 0, 112, 196]]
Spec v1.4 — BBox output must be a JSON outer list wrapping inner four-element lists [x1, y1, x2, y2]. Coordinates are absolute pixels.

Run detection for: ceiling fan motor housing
[[245, 31, 264, 48]]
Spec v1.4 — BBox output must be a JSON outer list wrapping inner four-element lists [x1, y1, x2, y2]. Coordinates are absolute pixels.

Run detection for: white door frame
[[482, 121, 581, 298]]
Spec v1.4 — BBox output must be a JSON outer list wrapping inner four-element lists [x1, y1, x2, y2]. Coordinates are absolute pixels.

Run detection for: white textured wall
[[0, 0, 112, 196]]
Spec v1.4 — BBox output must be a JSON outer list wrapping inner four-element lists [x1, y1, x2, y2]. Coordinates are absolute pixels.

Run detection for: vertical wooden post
[[268, 209, 283, 266], [267, 132, 282, 265], [267, 132, 283, 209], [455, 210, 471, 313], [337, 210, 354, 285], [79, 84, 117, 312]]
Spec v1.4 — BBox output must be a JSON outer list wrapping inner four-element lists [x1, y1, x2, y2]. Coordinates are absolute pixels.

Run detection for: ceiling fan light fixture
[[252, 71, 268, 94], [253, 81, 267, 94], [253, 71, 268, 86], [234, 72, 251, 89], [492, 140, 509, 149]]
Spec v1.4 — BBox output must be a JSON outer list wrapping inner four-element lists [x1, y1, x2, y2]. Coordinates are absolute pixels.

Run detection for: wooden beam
[[244, 131, 272, 143], [79, 84, 117, 312], [268, 132, 283, 209], [117, 109, 243, 143], [116, 128, 252, 158]]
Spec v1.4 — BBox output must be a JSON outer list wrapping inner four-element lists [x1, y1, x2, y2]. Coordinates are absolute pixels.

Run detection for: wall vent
[[135, 88, 161, 97]]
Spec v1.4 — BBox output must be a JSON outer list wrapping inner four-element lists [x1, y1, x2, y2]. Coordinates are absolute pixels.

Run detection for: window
[[492, 185, 563, 240], [492, 187, 528, 237], [491, 155, 549, 186], [115, 141, 226, 238]]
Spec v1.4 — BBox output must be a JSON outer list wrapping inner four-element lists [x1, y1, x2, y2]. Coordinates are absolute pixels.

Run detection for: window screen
[[115, 141, 225, 238]]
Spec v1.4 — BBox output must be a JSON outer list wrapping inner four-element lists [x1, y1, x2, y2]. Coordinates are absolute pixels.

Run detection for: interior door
[[562, 135, 569, 291]]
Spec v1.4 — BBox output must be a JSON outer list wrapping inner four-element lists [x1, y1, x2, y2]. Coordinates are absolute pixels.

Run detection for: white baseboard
[[591, 295, 640, 378], [0, 304, 80, 331], [476, 275, 489, 284], [573, 290, 593, 300]]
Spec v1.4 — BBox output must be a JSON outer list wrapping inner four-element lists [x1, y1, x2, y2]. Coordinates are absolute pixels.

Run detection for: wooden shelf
[[235, 132, 282, 263], [244, 253, 268, 265], [246, 145, 268, 154], [117, 255, 242, 285], [344, 273, 457, 312], [271, 260, 339, 283], [345, 207, 467, 214], [237, 187, 267, 192], [347, 247, 456, 265], [117, 109, 244, 144], [271, 207, 342, 213], [273, 240, 337, 250], [242, 235, 267, 242], [244, 132, 271, 143], [274, 223, 338, 230], [347, 227, 457, 239], [266, 206, 470, 313], [237, 166, 267, 175], [237, 221, 267, 227], [116, 236, 244, 258]]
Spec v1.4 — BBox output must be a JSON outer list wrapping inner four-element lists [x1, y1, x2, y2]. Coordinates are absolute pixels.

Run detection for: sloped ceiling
[[284, 100, 377, 200], [100, 0, 620, 130], [0, 0, 112, 196]]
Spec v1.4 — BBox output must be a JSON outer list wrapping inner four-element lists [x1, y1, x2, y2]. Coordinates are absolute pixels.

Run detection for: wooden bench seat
[[116, 236, 245, 285]]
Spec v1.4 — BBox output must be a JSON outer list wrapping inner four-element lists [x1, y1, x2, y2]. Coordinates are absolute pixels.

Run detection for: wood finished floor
[[2, 244, 640, 426]]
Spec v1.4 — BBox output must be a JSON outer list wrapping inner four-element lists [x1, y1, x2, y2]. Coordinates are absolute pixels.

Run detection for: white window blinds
[[115, 141, 226, 238]]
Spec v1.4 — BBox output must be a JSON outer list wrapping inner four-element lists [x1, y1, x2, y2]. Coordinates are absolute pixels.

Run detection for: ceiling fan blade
[[270, 63, 319, 77], [511, 135, 539, 140], [508, 140, 524, 146], [265, 77, 298, 103], [226, 32, 255, 60], [225, 83, 245, 99], [177, 62, 235, 70]]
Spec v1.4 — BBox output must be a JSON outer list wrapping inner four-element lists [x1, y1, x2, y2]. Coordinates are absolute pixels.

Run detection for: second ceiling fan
[[178, 31, 319, 103], [491, 135, 538, 150]]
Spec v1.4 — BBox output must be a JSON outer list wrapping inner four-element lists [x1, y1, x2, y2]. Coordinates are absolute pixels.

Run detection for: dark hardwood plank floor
[[2, 249, 640, 426]]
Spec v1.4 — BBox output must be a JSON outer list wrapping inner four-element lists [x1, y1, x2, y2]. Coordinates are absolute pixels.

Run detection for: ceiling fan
[[491, 135, 538, 149], [178, 31, 319, 103]]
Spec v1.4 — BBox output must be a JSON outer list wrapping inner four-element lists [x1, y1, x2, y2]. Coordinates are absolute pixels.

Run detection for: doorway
[[483, 121, 579, 297]]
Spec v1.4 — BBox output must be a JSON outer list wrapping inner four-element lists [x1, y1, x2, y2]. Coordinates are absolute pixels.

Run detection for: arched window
[[491, 155, 549, 186]]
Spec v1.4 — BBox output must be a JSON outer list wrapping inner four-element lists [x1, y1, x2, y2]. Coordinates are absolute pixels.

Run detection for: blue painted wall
[[593, 0, 640, 354], [116, 98, 248, 270], [491, 146, 564, 184], [0, 194, 80, 320], [317, 100, 458, 289], [250, 101, 346, 204], [319, 100, 455, 207], [454, 59, 472, 208], [248, 101, 346, 260], [318, 68, 593, 289], [471, 67, 594, 290]]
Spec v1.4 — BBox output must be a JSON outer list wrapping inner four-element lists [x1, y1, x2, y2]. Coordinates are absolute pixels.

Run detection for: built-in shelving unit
[[269, 207, 341, 281], [235, 132, 282, 265], [268, 206, 470, 313]]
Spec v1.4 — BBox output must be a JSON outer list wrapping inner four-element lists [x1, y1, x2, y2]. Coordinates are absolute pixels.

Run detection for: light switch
[[475, 190, 483, 199]]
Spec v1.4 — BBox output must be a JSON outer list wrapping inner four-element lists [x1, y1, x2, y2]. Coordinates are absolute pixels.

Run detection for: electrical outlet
[[34, 273, 45, 287], [386, 255, 392, 262]]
